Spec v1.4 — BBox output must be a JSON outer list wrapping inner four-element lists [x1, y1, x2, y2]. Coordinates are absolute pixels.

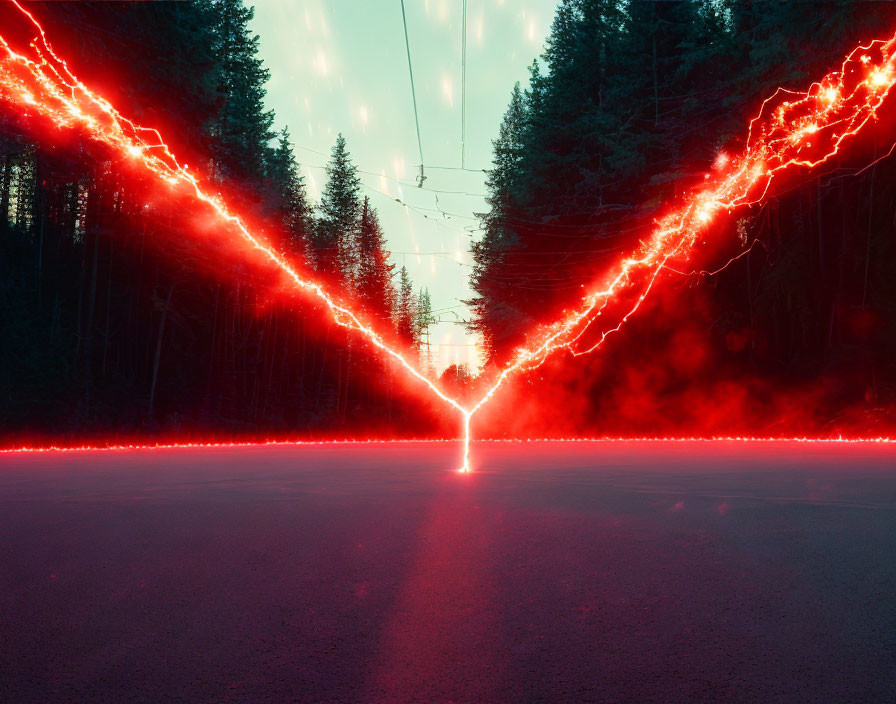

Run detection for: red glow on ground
[[1, 436, 894, 458]]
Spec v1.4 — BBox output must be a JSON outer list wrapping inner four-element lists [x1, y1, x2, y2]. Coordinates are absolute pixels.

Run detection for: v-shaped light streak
[[2, 1, 896, 470]]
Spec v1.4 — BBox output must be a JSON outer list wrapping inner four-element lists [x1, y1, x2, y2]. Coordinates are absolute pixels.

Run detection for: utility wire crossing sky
[[251, 0, 558, 372]]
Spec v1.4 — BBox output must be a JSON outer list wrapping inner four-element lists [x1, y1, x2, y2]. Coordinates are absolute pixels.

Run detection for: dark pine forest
[[0, 1, 441, 445], [469, 0, 896, 437], [4, 1, 896, 443]]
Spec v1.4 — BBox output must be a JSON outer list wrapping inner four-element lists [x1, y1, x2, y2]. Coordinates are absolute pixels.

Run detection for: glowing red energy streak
[[1, 436, 893, 457], [473, 31, 896, 418], [0, 2, 467, 423], [2, 2, 896, 469]]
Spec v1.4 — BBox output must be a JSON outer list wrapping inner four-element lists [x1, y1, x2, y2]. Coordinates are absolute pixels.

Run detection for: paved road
[[1, 441, 895, 702]]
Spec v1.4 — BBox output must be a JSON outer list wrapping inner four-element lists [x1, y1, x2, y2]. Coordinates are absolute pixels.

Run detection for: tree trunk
[[0, 154, 12, 223], [316, 323, 332, 410], [264, 311, 279, 421], [862, 158, 877, 309], [652, 22, 659, 128], [80, 185, 101, 417], [816, 176, 824, 273], [342, 339, 352, 424], [148, 283, 175, 419], [37, 210, 45, 301], [827, 180, 848, 350], [205, 284, 221, 413], [102, 238, 113, 376]]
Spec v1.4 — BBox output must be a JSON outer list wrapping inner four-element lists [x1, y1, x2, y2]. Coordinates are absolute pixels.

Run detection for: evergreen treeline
[[470, 0, 896, 436], [0, 0, 441, 442]]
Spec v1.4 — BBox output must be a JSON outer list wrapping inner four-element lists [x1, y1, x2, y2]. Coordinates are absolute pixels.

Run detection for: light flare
[[870, 67, 890, 88]]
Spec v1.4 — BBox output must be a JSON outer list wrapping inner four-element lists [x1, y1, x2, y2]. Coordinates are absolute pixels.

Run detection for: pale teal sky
[[250, 0, 559, 371]]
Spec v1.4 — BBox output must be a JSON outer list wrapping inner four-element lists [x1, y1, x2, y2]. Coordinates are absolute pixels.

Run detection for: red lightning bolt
[[2, 3, 896, 470], [470, 31, 896, 434], [0, 2, 469, 438]]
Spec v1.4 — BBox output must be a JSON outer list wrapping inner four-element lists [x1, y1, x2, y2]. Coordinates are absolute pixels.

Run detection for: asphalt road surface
[[1, 440, 895, 702]]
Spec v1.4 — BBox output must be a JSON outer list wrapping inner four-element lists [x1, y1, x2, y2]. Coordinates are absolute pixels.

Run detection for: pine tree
[[467, 82, 529, 360], [487, 82, 527, 208], [416, 287, 433, 370], [542, 0, 580, 88], [611, 0, 694, 173], [524, 60, 546, 124], [267, 126, 311, 257], [356, 196, 395, 322], [395, 265, 417, 348], [208, 0, 276, 186], [316, 133, 362, 284]]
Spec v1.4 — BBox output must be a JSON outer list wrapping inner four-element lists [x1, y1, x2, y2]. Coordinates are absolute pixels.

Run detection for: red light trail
[[0, 1, 467, 425], [1, 2, 896, 470], [472, 31, 896, 416]]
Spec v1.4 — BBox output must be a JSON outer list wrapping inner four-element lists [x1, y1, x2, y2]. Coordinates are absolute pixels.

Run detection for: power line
[[399, 0, 426, 187], [461, 0, 467, 169], [359, 182, 472, 234], [294, 158, 483, 232], [427, 165, 486, 173], [291, 143, 487, 181], [297, 160, 485, 197]]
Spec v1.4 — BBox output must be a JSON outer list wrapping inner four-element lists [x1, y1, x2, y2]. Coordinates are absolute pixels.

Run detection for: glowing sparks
[[870, 67, 890, 88], [696, 207, 713, 224]]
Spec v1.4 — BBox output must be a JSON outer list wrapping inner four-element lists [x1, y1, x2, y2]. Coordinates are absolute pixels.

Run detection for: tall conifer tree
[[356, 196, 395, 321], [395, 265, 417, 348], [208, 0, 275, 186], [316, 134, 362, 283], [267, 126, 311, 257]]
